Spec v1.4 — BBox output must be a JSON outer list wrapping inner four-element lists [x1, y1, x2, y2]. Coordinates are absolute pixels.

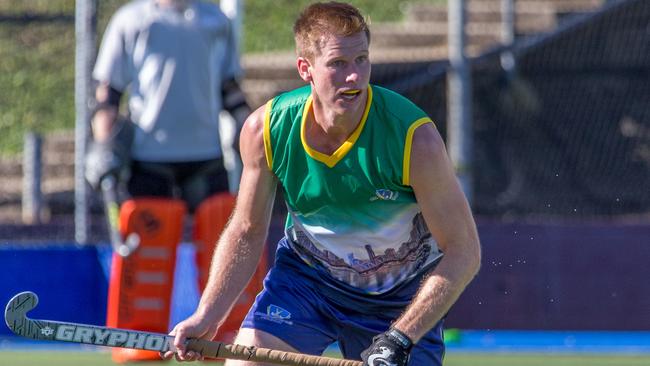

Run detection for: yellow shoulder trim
[[402, 117, 434, 186], [263, 99, 274, 171], [301, 86, 373, 168]]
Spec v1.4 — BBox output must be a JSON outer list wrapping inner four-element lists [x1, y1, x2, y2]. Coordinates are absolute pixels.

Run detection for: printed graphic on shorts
[[254, 304, 293, 325]]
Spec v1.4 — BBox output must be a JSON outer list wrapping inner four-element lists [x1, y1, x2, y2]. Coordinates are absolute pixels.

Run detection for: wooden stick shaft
[[189, 339, 362, 366]]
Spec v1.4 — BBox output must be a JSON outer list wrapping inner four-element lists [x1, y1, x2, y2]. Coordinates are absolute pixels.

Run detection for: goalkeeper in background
[[165, 2, 481, 366], [85, 0, 260, 363]]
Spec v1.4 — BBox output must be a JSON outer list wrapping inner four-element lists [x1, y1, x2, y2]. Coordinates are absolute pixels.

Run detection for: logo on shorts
[[370, 189, 399, 201], [254, 304, 293, 325]]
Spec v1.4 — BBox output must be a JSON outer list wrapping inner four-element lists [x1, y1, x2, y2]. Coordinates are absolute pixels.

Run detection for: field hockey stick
[[100, 175, 140, 257], [5, 292, 362, 366]]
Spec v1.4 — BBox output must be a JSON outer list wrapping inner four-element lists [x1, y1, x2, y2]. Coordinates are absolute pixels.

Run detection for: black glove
[[84, 140, 130, 190], [361, 328, 413, 366], [85, 118, 134, 190]]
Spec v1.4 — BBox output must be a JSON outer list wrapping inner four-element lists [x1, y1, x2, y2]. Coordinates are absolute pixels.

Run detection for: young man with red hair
[[164, 2, 481, 365]]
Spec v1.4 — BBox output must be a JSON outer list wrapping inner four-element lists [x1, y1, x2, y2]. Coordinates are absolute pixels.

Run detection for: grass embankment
[[0, 0, 444, 156]]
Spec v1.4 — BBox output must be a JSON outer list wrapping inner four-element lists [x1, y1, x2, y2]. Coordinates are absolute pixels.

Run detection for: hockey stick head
[[4, 291, 43, 340], [5, 291, 174, 351], [116, 232, 140, 257]]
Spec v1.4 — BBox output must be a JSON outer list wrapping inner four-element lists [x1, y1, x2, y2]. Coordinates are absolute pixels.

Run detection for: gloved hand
[[84, 140, 130, 190], [85, 117, 134, 190], [361, 328, 413, 366]]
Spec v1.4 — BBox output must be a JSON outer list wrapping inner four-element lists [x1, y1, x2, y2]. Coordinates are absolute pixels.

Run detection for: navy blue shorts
[[241, 239, 445, 365]]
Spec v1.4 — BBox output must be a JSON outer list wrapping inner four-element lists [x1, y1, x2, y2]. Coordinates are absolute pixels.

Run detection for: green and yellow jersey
[[263, 84, 442, 294]]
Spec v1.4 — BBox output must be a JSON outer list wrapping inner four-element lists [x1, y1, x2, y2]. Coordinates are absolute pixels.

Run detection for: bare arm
[[391, 123, 481, 343], [196, 103, 277, 326], [166, 103, 277, 360]]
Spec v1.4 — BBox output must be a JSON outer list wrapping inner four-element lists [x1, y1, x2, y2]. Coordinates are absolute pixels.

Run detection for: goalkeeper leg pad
[[193, 193, 269, 344], [107, 197, 187, 363]]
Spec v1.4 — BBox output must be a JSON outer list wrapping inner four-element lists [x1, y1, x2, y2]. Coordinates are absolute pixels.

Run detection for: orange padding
[[194, 193, 270, 344], [107, 198, 187, 363]]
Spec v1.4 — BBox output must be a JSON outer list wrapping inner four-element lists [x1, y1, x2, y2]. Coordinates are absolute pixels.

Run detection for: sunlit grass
[[2, 350, 649, 366]]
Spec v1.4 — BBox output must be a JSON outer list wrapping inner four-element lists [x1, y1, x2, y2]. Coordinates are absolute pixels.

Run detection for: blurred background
[[1, 0, 649, 365]]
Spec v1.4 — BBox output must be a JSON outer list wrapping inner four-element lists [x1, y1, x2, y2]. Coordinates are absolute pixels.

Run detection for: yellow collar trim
[[301, 86, 373, 168]]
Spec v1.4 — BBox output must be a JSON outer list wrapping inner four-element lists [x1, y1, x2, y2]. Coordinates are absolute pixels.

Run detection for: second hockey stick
[[101, 175, 140, 257]]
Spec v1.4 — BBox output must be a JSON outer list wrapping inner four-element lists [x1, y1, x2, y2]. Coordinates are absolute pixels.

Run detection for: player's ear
[[297, 57, 312, 82]]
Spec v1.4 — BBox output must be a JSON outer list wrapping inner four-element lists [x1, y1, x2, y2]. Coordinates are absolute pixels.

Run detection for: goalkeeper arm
[[92, 83, 123, 142], [85, 83, 132, 190], [221, 77, 251, 154]]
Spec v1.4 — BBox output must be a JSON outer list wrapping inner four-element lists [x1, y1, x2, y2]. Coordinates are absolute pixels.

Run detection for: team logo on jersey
[[254, 304, 293, 325], [370, 189, 399, 201]]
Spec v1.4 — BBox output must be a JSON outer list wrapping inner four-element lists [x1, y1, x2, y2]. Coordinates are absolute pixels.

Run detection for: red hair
[[293, 2, 370, 60]]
